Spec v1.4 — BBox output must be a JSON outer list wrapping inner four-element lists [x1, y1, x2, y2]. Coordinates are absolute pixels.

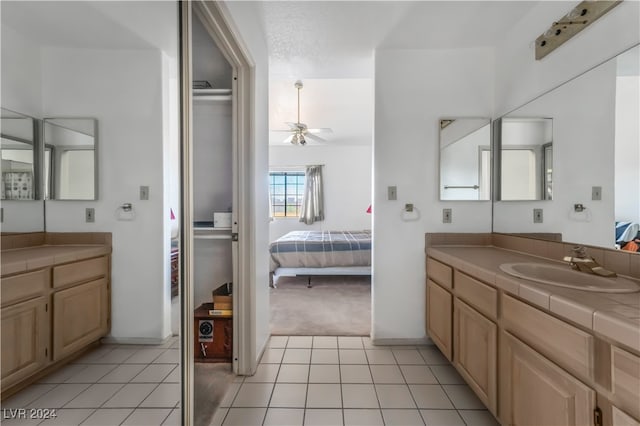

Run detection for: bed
[[616, 221, 640, 252], [269, 230, 372, 287]]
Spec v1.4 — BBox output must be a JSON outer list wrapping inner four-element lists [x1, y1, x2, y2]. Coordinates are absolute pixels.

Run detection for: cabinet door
[[454, 298, 497, 414], [53, 278, 108, 361], [426, 279, 453, 361], [1, 297, 49, 390], [500, 331, 595, 426]]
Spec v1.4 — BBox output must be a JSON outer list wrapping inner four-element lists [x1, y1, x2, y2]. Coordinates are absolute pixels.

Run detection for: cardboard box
[[212, 283, 232, 310], [213, 212, 232, 228]]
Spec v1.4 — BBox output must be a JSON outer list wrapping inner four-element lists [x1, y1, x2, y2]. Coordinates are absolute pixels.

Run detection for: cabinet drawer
[[613, 406, 640, 426], [427, 258, 452, 289], [454, 270, 497, 319], [502, 294, 593, 380], [53, 256, 108, 288], [1, 269, 50, 306], [612, 346, 640, 421]]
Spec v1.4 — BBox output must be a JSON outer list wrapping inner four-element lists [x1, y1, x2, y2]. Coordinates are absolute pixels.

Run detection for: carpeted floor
[[194, 363, 235, 426], [270, 275, 371, 336]]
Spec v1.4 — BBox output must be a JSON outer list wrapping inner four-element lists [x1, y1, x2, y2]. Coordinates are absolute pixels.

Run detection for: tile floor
[[1, 336, 180, 426], [212, 335, 500, 426]]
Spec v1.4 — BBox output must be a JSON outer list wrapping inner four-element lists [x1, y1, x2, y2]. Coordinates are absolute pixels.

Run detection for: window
[[269, 171, 305, 218]]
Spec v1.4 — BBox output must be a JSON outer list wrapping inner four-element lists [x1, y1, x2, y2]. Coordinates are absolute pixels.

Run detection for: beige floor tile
[[430, 366, 465, 384], [64, 364, 117, 384], [442, 385, 485, 409], [139, 383, 181, 408], [365, 349, 396, 365], [420, 409, 465, 425], [231, 383, 274, 407], [93, 348, 138, 364], [338, 336, 364, 349], [268, 336, 289, 348], [343, 409, 384, 426], [131, 364, 176, 383], [222, 408, 266, 426], [39, 364, 87, 384], [152, 349, 179, 364], [381, 409, 425, 426], [361, 337, 377, 349], [303, 409, 343, 426], [81, 408, 134, 425], [375, 384, 416, 409], [312, 336, 338, 349], [263, 408, 304, 426], [269, 383, 308, 408], [1, 384, 57, 408], [340, 365, 373, 384], [219, 383, 242, 408], [287, 336, 313, 348], [308, 364, 340, 383], [261, 348, 285, 364], [342, 384, 379, 409], [370, 365, 405, 384], [418, 347, 450, 365], [245, 364, 280, 383], [163, 366, 181, 383], [72, 346, 117, 364], [306, 384, 342, 408], [311, 349, 339, 364], [400, 365, 438, 384], [98, 364, 147, 384], [102, 383, 157, 408], [124, 349, 166, 364], [458, 410, 500, 426], [393, 349, 426, 365], [161, 408, 181, 425], [121, 408, 171, 425], [277, 364, 310, 383], [38, 408, 94, 425], [283, 349, 312, 364], [28, 383, 90, 408], [65, 383, 123, 408], [339, 350, 368, 365], [209, 407, 228, 426], [409, 384, 454, 409]]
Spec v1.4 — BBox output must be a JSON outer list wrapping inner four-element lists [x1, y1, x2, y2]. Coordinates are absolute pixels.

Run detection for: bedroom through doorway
[[267, 79, 374, 336]]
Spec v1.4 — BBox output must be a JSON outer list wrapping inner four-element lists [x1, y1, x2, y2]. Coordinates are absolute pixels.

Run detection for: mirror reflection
[[493, 44, 639, 251], [1, 109, 38, 200], [499, 117, 553, 201], [43, 118, 97, 200], [439, 118, 491, 201]]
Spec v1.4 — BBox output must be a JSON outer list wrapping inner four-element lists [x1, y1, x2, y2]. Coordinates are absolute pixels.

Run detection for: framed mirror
[[493, 44, 639, 250], [497, 117, 553, 201], [439, 118, 491, 201], [1, 108, 39, 200], [43, 118, 98, 200]]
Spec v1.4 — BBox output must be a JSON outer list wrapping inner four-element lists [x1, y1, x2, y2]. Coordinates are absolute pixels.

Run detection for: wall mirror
[[493, 44, 639, 250], [43, 118, 98, 200], [1, 108, 39, 200], [439, 118, 491, 201], [498, 117, 553, 201]]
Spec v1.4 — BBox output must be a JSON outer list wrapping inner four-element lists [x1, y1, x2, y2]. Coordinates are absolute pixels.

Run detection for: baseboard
[[101, 334, 173, 345], [371, 336, 434, 346]]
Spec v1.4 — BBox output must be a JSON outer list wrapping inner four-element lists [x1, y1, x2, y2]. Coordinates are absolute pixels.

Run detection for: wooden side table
[[194, 303, 232, 362]]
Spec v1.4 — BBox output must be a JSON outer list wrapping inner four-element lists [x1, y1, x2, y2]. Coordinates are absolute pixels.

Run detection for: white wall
[[269, 145, 372, 241], [41, 47, 172, 341], [615, 75, 640, 223], [373, 48, 494, 341], [221, 0, 271, 367]]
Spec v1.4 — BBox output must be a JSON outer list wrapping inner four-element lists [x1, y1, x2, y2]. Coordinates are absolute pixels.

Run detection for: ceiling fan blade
[[271, 129, 296, 133], [306, 128, 333, 134], [284, 122, 307, 130], [304, 133, 327, 143], [282, 134, 295, 144]]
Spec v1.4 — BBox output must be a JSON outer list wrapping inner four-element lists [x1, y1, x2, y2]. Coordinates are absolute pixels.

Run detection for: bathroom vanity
[[1, 232, 111, 398], [426, 233, 640, 426]]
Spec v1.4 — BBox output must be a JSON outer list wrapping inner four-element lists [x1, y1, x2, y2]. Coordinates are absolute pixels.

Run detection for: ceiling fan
[[272, 80, 332, 145]]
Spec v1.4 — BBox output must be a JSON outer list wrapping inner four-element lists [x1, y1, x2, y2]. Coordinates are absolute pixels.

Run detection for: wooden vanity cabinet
[[426, 279, 453, 361], [0, 297, 49, 390]]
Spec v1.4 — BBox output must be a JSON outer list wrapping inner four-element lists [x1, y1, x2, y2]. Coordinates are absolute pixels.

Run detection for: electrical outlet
[[86, 208, 95, 223], [533, 208, 543, 223], [443, 208, 452, 223], [592, 186, 602, 201], [388, 186, 397, 201], [140, 185, 149, 200]]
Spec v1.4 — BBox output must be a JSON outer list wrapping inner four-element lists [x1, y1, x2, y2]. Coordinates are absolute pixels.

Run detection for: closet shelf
[[194, 221, 232, 240], [193, 88, 232, 102]]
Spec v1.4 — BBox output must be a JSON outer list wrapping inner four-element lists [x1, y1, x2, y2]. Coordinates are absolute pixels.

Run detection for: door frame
[[180, 1, 255, 424]]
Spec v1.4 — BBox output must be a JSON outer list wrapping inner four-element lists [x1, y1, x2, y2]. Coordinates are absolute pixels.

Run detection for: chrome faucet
[[563, 246, 617, 277]]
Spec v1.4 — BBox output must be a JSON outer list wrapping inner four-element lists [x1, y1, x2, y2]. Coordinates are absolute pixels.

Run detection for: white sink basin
[[499, 262, 640, 293]]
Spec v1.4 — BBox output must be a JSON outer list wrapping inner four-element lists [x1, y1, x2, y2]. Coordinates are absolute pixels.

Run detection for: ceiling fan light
[[291, 133, 299, 145], [299, 134, 306, 146]]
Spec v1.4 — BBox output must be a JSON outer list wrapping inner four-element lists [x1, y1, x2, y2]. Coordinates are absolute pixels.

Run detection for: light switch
[[388, 186, 397, 201], [140, 186, 149, 200], [592, 186, 602, 201]]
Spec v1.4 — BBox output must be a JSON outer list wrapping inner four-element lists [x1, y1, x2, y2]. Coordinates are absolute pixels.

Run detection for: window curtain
[[299, 165, 324, 224]]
